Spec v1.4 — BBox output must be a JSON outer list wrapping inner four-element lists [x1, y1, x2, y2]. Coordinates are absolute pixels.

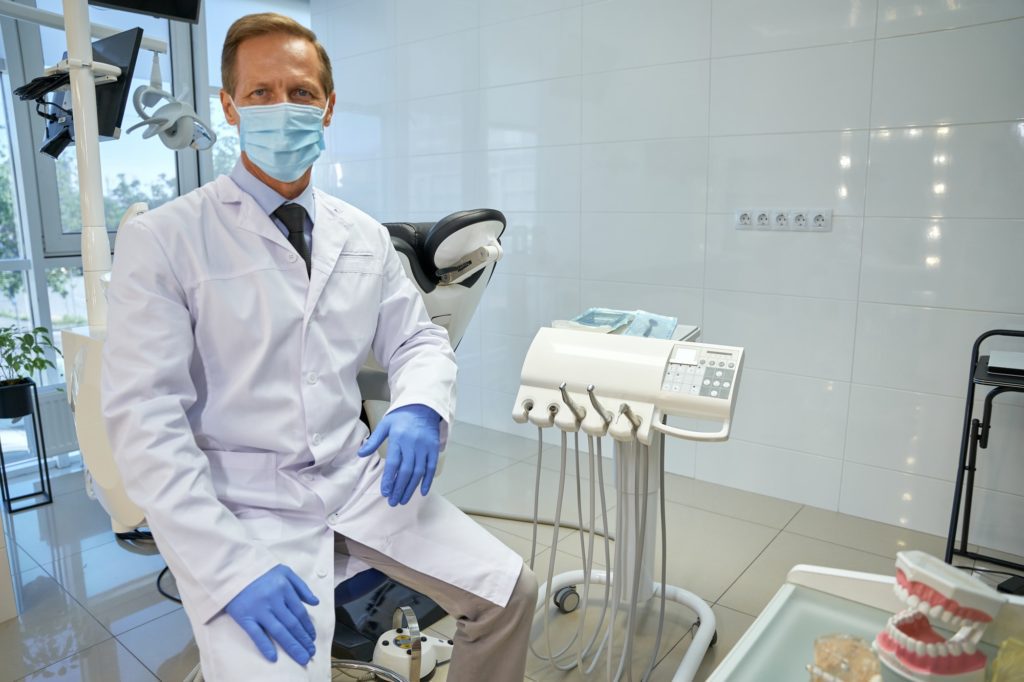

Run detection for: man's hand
[[225, 564, 319, 665], [357, 403, 441, 506]]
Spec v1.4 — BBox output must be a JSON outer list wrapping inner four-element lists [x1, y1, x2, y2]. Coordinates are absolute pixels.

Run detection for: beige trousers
[[344, 537, 539, 682]]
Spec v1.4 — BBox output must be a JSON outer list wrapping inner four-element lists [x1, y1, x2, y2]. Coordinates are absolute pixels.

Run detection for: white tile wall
[[876, 0, 1024, 38], [314, 0, 1024, 554], [711, 0, 877, 56], [709, 42, 873, 135], [707, 132, 869, 216], [871, 19, 1024, 127]]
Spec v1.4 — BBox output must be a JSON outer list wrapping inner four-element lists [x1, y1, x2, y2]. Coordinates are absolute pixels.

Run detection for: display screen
[[671, 347, 699, 365], [89, 0, 202, 23]]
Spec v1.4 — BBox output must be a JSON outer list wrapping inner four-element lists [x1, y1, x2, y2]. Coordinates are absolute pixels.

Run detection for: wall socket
[[735, 209, 832, 232]]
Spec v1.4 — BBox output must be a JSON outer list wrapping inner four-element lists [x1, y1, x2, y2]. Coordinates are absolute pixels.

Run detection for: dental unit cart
[[514, 326, 744, 681]]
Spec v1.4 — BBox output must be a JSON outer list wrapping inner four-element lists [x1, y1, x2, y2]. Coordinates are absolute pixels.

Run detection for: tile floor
[[1, 425, 1020, 681]]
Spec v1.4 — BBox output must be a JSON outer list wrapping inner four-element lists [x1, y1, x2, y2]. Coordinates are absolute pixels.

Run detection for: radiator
[[37, 385, 79, 457]]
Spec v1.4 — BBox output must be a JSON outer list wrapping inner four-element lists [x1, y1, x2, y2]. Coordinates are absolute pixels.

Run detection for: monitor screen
[[88, 0, 202, 23], [90, 27, 144, 139]]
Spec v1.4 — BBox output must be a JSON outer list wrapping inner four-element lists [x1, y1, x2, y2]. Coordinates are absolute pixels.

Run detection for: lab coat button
[[302, 473, 314, 483], [306, 372, 319, 385], [311, 433, 323, 446], [288, 253, 298, 263], [328, 513, 340, 525], [316, 568, 328, 578]]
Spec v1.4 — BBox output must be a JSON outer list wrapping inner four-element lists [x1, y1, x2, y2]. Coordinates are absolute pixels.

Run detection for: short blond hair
[[221, 13, 334, 98]]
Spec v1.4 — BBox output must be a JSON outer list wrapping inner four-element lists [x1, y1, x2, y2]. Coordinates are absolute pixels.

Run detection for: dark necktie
[[273, 203, 311, 276]]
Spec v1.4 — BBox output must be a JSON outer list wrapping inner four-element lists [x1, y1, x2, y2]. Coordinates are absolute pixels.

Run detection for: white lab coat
[[100, 175, 522, 639]]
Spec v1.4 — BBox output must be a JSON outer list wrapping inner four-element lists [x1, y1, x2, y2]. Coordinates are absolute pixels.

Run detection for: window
[[36, 0, 180, 238], [202, 0, 311, 178]]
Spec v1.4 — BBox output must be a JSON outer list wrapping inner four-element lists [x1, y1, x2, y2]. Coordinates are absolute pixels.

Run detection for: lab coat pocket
[[322, 252, 384, 343], [204, 450, 282, 513], [334, 251, 382, 275]]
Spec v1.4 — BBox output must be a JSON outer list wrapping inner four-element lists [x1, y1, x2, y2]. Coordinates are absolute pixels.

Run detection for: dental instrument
[[514, 327, 745, 681]]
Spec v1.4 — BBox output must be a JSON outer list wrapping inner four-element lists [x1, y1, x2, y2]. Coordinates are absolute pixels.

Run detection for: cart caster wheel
[[711, 630, 718, 646], [554, 586, 580, 614]]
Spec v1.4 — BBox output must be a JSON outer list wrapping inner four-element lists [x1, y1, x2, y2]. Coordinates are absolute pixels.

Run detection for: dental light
[[513, 327, 744, 681], [126, 52, 215, 151]]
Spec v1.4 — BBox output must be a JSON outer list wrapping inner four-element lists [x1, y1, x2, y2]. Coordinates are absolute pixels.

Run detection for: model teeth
[[907, 594, 921, 608], [962, 641, 976, 655], [940, 610, 952, 623], [947, 642, 961, 656], [917, 600, 931, 615], [929, 604, 944, 619]]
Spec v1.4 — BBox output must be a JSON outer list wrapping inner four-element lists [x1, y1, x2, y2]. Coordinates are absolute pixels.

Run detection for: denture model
[[874, 551, 1007, 681]]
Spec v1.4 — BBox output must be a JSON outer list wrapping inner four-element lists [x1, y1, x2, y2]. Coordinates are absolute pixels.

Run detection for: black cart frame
[[944, 329, 1024, 573]]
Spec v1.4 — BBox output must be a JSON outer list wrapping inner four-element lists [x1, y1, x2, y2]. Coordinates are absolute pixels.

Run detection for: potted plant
[[0, 325, 60, 419]]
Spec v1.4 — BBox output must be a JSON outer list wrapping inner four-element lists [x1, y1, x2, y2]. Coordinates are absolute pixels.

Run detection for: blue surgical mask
[[232, 100, 326, 182]]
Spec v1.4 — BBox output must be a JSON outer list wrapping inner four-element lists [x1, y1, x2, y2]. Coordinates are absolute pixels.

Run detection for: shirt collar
[[229, 159, 316, 223]]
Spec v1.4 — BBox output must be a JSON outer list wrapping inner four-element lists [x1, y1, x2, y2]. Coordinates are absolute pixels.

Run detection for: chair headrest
[[383, 208, 506, 293]]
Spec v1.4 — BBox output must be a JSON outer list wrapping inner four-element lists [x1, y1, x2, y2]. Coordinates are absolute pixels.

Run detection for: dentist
[[101, 13, 537, 681]]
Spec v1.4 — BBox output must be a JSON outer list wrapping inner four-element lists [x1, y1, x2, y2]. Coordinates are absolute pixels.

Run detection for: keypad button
[[703, 379, 711, 386], [711, 390, 719, 397], [713, 380, 721, 387], [715, 370, 723, 377], [723, 381, 731, 388]]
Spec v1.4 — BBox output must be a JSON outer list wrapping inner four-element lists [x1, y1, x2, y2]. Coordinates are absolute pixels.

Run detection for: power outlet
[[810, 209, 833, 231], [790, 211, 809, 231], [735, 208, 833, 232], [735, 210, 754, 229]]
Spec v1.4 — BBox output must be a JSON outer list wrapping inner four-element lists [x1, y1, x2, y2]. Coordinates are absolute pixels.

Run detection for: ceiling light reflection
[[936, 127, 950, 137], [933, 183, 946, 195], [927, 225, 941, 240], [925, 256, 941, 268], [902, 492, 913, 502], [908, 128, 922, 138], [839, 155, 851, 169], [933, 154, 947, 165], [838, 185, 848, 198]]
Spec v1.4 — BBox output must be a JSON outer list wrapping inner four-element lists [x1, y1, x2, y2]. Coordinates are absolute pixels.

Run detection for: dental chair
[[333, 208, 505, 669], [63, 207, 506, 680]]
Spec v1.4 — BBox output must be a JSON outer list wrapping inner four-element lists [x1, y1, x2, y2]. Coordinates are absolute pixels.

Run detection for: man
[[101, 13, 537, 681]]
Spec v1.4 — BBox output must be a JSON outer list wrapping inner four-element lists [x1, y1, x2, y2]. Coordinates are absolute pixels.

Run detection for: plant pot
[[0, 378, 35, 419]]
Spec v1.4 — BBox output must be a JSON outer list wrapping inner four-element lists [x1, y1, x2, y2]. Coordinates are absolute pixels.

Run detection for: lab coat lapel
[[214, 175, 293, 252], [304, 190, 352, 326]]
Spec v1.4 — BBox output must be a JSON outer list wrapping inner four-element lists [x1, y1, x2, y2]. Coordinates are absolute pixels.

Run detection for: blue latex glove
[[225, 564, 320, 665], [357, 403, 441, 506]]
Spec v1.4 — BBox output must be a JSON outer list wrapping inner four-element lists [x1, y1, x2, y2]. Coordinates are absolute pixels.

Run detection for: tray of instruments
[[707, 583, 1001, 681]]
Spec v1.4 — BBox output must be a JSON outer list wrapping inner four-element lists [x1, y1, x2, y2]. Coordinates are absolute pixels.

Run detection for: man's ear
[[323, 91, 337, 127], [220, 89, 239, 126]]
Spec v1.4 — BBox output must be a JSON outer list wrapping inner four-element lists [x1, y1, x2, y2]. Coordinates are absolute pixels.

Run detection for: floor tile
[[450, 422, 538, 461], [692, 605, 755, 682], [10, 546, 43, 577], [718, 531, 895, 617], [43, 540, 182, 635], [116, 609, 198, 682], [5, 461, 86, 501], [5, 487, 116, 568], [19, 637, 157, 681], [445, 462, 618, 534], [0, 568, 111, 682], [662, 474, 802, 530], [554, 500, 778, 605], [434, 441, 519, 495], [470, 515, 578, 549], [785, 504, 947, 559]]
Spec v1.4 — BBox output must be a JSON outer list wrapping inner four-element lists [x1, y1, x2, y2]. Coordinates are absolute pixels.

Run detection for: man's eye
[[252, 88, 266, 97], [296, 89, 311, 98]]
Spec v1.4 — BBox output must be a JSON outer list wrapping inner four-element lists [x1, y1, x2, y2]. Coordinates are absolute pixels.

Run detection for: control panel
[[661, 346, 739, 401]]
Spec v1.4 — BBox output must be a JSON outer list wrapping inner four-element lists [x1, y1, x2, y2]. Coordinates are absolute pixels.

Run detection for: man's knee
[[508, 563, 539, 619]]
